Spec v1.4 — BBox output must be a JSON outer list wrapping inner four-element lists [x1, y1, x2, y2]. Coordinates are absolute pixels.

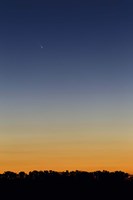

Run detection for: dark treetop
[[0, 170, 133, 200]]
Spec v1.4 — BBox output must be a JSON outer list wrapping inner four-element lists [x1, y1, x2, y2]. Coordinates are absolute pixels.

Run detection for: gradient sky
[[0, 0, 133, 173]]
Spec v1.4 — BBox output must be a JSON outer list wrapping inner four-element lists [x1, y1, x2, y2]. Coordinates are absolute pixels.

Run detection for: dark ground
[[0, 170, 133, 199]]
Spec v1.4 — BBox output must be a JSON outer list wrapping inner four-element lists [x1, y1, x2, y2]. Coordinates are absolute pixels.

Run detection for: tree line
[[0, 170, 133, 199]]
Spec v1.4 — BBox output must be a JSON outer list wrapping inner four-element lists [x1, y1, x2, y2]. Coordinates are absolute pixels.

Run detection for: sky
[[0, 0, 133, 173]]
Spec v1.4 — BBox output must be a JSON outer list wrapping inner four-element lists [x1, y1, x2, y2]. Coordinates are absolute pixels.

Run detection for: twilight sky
[[0, 0, 133, 173]]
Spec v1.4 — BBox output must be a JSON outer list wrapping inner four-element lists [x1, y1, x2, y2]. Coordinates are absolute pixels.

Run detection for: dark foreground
[[0, 170, 133, 199]]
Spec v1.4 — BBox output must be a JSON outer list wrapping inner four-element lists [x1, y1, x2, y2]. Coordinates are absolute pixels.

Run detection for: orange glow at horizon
[[0, 121, 133, 174]]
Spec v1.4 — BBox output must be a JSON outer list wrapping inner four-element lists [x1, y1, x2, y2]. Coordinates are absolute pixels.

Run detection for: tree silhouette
[[0, 170, 132, 200]]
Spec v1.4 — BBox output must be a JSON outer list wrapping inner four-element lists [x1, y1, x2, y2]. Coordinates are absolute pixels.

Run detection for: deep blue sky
[[0, 0, 133, 172], [1, 0, 133, 96]]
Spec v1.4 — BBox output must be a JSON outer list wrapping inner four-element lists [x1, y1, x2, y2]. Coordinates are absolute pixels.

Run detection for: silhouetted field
[[0, 170, 133, 199]]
